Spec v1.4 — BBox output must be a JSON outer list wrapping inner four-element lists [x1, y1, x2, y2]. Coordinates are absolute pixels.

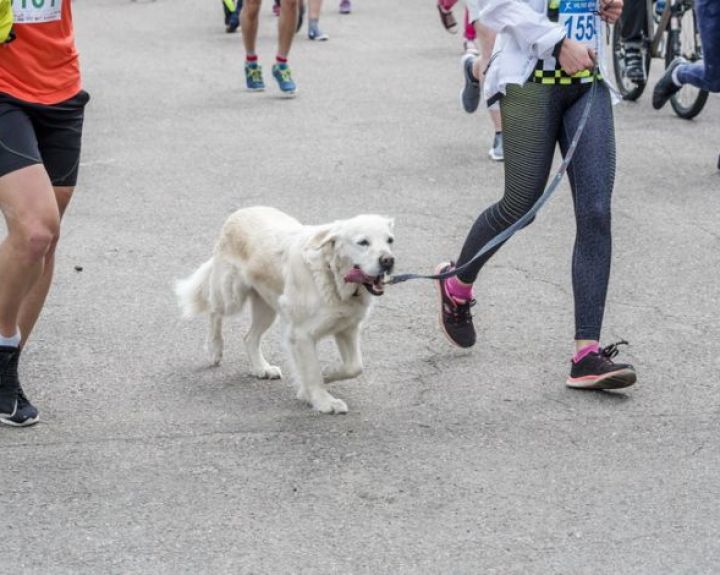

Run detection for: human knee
[[244, 0, 261, 14], [578, 200, 611, 232], [12, 216, 60, 263], [281, 0, 298, 9]]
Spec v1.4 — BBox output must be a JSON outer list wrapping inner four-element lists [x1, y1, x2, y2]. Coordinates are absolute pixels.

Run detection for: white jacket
[[464, 0, 617, 103]]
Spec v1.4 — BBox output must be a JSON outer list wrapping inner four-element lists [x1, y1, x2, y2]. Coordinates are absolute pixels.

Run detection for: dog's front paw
[[254, 365, 283, 379], [311, 393, 348, 415], [208, 347, 223, 367]]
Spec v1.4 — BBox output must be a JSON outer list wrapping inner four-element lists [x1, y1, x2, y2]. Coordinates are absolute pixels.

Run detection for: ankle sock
[[0, 330, 21, 348], [246, 54, 258, 63], [573, 342, 599, 364], [445, 276, 473, 301], [276, 55, 288, 64]]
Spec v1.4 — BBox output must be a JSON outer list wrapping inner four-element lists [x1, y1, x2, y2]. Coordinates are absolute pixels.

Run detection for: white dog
[[175, 206, 395, 414]]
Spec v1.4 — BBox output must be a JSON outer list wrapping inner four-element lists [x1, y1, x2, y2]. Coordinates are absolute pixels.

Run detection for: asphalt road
[[2, 0, 720, 573]]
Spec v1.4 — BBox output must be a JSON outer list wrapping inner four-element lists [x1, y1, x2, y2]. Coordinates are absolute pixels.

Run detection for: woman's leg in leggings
[[558, 84, 615, 344], [676, 0, 720, 92], [455, 83, 562, 284]]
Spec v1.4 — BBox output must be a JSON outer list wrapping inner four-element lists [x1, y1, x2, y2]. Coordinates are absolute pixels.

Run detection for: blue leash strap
[[386, 67, 599, 287]]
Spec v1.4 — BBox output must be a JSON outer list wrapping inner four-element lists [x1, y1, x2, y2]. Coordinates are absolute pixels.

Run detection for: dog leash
[[387, 20, 603, 286]]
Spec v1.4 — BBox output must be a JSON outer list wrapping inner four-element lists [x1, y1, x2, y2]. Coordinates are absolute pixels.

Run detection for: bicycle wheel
[[666, 4, 708, 120], [612, 22, 650, 101]]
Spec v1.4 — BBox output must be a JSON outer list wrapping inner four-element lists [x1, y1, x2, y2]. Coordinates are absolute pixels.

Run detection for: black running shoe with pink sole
[[435, 262, 476, 348], [566, 340, 637, 390]]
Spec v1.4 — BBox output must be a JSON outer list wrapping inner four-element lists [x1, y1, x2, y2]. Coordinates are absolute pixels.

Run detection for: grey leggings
[[455, 81, 616, 341]]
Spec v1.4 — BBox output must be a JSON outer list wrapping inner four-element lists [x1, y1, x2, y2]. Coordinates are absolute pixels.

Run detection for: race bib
[[12, 0, 62, 24], [560, 0, 597, 46]]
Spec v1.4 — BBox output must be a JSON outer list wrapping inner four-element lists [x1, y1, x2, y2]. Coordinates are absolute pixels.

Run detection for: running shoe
[[0, 347, 39, 428], [566, 340, 637, 390], [488, 132, 504, 162], [653, 57, 686, 110], [339, 0, 351, 14], [436, 2, 458, 34], [461, 52, 480, 114], [245, 62, 265, 91], [434, 262, 476, 348], [623, 43, 645, 83], [272, 62, 297, 96], [308, 24, 329, 41]]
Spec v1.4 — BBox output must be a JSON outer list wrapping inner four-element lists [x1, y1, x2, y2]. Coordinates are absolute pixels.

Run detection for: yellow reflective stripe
[[223, 0, 236, 11], [0, 0, 12, 44]]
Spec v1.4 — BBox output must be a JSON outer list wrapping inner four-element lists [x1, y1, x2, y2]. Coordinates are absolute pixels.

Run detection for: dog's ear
[[309, 226, 337, 250]]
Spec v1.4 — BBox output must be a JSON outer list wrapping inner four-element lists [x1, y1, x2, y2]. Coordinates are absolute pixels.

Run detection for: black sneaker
[[436, 2, 458, 34], [566, 340, 637, 390], [0, 347, 39, 427], [434, 262, 476, 348], [624, 43, 646, 83], [653, 57, 686, 110], [461, 53, 480, 114]]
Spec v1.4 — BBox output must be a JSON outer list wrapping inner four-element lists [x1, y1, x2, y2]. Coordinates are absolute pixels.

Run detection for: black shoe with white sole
[[0, 346, 39, 427], [434, 262, 476, 348], [566, 340, 637, 390]]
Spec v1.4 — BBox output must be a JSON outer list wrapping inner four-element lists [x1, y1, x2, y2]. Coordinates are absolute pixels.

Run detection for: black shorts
[[0, 90, 90, 187]]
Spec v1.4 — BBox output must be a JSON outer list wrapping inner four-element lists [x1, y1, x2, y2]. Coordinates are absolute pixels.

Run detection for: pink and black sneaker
[[566, 340, 637, 390], [435, 262, 476, 348]]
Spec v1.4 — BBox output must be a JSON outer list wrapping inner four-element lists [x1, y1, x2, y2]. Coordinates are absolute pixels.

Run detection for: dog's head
[[312, 215, 395, 297]]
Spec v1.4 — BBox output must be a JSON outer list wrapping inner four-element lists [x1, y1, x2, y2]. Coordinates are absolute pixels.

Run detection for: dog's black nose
[[380, 255, 395, 271]]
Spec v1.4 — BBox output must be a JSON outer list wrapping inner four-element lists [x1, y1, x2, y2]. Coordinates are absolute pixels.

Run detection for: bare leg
[[242, 0, 262, 55], [245, 293, 282, 379], [323, 325, 363, 383], [277, 0, 299, 57], [0, 165, 59, 340], [17, 186, 74, 346], [472, 21, 502, 133], [308, 0, 323, 19]]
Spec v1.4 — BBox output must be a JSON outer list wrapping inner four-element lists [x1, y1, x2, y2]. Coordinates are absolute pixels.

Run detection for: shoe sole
[[488, 150, 504, 161], [0, 414, 39, 427], [566, 368, 637, 390], [434, 262, 473, 349], [246, 86, 265, 92]]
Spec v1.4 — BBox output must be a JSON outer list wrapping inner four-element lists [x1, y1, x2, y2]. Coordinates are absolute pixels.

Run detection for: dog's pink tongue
[[344, 267, 366, 284]]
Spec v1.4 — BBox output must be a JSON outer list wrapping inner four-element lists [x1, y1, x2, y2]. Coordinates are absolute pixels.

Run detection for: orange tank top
[[0, 0, 81, 105]]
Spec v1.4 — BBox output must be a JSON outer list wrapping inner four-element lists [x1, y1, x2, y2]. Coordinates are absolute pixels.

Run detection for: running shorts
[[0, 89, 90, 186]]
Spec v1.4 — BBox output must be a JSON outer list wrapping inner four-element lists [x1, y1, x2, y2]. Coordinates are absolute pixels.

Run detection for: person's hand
[[558, 38, 596, 75], [599, 0, 623, 23]]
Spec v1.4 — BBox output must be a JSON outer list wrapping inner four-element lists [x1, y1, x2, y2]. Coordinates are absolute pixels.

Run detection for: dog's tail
[[175, 258, 214, 318]]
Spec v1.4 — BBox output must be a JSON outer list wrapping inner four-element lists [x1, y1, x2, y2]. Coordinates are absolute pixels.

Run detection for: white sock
[[671, 66, 683, 87], [0, 329, 21, 348]]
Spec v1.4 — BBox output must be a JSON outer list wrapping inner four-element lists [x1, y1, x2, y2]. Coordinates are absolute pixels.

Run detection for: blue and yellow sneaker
[[272, 62, 297, 96], [245, 61, 265, 92]]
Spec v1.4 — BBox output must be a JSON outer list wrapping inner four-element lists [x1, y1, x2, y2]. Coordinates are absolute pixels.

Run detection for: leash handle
[[387, 64, 600, 287]]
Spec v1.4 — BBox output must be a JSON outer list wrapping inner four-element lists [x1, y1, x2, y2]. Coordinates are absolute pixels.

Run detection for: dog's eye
[[357, 239, 370, 247], [387, 237, 394, 245]]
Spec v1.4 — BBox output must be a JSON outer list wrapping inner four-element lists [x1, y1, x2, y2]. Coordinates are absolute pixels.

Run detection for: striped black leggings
[[455, 81, 616, 341]]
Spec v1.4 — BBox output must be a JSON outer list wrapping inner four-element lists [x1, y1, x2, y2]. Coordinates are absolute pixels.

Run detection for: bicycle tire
[[611, 22, 650, 101], [667, 5, 708, 120]]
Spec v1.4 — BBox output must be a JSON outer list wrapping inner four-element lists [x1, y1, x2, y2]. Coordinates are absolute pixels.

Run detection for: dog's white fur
[[175, 206, 395, 414]]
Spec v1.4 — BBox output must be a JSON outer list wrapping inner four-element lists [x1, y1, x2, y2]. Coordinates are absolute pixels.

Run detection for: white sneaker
[[488, 132, 504, 161]]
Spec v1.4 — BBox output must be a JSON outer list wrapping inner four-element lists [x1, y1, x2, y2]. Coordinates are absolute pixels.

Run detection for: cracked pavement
[[1, 0, 719, 573]]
